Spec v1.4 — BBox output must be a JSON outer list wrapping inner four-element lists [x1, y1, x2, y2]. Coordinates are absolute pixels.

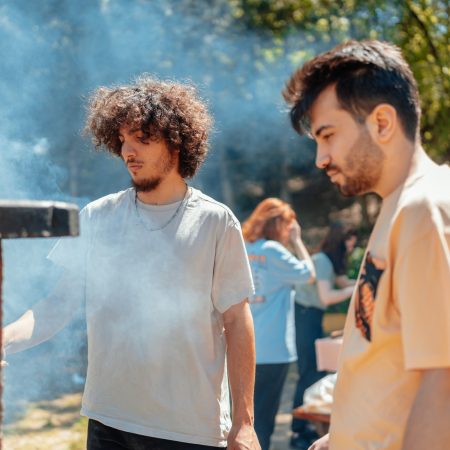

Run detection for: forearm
[[292, 239, 316, 282], [224, 302, 256, 425], [3, 309, 37, 354], [320, 285, 354, 306], [3, 272, 83, 356], [402, 368, 450, 450], [335, 275, 356, 288]]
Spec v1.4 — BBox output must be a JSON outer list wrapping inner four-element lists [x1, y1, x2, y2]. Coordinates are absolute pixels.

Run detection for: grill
[[0, 200, 79, 448]]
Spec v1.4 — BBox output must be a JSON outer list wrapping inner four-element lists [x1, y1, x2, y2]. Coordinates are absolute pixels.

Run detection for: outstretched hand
[[227, 423, 261, 450]]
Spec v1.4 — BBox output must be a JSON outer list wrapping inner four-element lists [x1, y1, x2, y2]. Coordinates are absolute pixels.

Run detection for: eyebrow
[[314, 125, 333, 138]]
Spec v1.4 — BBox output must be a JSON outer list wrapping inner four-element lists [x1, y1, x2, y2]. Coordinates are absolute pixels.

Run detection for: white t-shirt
[[48, 187, 254, 447]]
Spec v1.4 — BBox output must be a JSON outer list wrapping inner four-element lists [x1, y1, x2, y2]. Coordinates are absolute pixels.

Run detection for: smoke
[[0, 0, 320, 426]]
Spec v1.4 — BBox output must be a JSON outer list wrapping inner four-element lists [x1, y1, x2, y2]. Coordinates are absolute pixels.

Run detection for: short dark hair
[[282, 40, 421, 141], [84, 75, 213, 178]]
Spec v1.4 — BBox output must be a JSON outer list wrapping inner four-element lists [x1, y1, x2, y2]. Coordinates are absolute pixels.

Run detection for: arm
[[335, 275, 356, 288], [3, 271, 83, 357], [223, 300, 261, 450], [316, 279, 354, 306], [402, 368, 450, 450], [290, 220, 316, 283]]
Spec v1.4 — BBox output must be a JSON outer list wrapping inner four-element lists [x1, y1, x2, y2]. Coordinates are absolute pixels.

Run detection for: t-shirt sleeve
[[314, 253, 334, 282], [212, 218, 255, 313], [394, 215, 450, 370], [266, 242, 312, 286], [47, 206, 90, 276]]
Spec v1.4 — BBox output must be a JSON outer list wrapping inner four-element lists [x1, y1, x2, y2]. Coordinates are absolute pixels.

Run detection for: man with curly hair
[[283, 40, 450, 450], [3, 77, 261, 450]]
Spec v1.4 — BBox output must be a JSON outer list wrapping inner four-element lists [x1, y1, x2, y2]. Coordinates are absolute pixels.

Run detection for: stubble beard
[[335, 128, 384, 197], [131, 152, 178, 193], [132, 177, 162, 193]]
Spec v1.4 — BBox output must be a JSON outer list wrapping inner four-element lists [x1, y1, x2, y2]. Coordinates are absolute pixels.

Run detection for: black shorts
[[87, 419, 226, 450]]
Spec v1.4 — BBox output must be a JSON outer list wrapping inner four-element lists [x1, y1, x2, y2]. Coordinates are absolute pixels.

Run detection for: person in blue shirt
[[242, 198, 316, 450]]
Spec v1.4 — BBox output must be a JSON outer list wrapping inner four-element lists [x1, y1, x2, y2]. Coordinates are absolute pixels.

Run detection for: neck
[[376, 142, 433, 198], [136, 175, 187, 205]]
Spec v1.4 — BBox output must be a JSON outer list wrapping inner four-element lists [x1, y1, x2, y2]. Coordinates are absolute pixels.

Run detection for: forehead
[[309, 85, 352, 135]]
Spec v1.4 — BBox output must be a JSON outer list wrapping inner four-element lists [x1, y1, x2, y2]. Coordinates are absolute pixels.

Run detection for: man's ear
[[366, 104, 397, 144]]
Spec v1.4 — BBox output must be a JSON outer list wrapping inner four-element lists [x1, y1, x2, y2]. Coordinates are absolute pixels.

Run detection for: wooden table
[[292, 406, 330, 436]]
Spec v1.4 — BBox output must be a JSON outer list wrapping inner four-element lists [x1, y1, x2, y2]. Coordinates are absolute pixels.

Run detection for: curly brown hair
[[283, 40, 420, 142], [84, 75, 213, 178]]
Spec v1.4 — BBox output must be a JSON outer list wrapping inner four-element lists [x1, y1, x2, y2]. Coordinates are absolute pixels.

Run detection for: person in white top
[[3, 76, 261, 450]]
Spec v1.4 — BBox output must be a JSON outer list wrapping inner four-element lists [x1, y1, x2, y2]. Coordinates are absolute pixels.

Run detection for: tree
[[228, 0, 449, 161]]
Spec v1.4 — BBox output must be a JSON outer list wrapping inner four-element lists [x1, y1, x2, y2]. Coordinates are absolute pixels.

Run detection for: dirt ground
[[4, 312, 345, 449], [3, 365, 307, 450]]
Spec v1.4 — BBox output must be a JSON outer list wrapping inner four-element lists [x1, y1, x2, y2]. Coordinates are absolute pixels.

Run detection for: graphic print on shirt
[[354, 252, 385, 341], [248, 253, 267, 303]]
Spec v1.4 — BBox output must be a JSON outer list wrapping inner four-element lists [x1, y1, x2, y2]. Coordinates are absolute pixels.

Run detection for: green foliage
[[347, 246, 365, 280], [228, 0, 450, 161], [326, 245, 365, 313]]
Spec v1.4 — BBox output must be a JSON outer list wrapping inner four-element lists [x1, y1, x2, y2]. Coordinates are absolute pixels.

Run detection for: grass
[[3, 392, 87, 450]]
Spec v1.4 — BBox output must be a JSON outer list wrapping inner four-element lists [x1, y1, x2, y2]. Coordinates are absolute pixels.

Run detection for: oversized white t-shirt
[[48, 187, 254, 447]]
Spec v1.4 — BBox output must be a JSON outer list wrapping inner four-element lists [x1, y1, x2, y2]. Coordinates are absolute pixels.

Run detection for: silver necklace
[[134, 185, 190, 232]]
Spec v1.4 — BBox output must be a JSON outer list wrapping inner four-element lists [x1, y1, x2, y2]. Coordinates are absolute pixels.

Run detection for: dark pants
[[87, 419, 224, 450], [292, 304, 327, 434], [254, 362, 290, 450]]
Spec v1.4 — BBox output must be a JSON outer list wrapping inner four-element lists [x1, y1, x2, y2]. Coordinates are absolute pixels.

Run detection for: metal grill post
[[0, 200, 79, 449]]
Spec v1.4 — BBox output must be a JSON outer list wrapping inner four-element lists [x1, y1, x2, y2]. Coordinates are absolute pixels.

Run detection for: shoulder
[[396, 165, 450, 236], [389, 164, 450, 254], [313, 252, 333, 273], [189, 188, 240, 227], [260, 240, 291, 257], [82, 189, 131, 218], [313, 252, 330, 265]]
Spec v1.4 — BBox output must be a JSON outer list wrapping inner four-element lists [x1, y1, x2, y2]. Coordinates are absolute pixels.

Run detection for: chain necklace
[[134, 185, 190, 232]]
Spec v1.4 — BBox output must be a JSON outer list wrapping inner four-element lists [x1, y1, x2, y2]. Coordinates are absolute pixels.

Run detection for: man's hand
[[308, 433, 329, 450], [227, 423, 261, 450]]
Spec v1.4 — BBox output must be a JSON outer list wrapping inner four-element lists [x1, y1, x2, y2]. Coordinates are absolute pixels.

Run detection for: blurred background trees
[[0, 0, 447, 233]]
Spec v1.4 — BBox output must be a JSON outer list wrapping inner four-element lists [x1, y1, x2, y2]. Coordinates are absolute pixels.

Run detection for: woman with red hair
[[242, 198, 315, 450]]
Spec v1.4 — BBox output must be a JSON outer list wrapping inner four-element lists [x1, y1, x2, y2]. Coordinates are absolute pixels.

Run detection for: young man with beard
[[283, 40, 450, 450], [3, 77, 261, 450]]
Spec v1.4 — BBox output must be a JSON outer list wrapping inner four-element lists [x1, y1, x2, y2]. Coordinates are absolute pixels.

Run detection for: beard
[[132, 177, 162, 193], [130, 150, 178, 193], [330, 128, 384, 197]]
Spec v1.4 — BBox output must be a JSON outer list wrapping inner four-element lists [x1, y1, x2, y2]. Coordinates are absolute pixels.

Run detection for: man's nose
[[315, 145, 331, 169], [121, 141, 136, 159]]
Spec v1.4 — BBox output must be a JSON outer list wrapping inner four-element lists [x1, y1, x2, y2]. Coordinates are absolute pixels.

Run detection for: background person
[[283, 39, 450, 450], [3, 76, 260, 450], [242, 198, 315, 450], [291, 222, 356, 449]]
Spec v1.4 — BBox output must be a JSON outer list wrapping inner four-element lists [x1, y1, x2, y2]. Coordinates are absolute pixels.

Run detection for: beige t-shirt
[[330, 161, 450, 450], [48, 187, 254, 447]]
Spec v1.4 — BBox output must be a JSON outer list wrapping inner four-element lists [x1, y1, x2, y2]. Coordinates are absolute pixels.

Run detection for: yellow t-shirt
[[329, 161, 450, 450]]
